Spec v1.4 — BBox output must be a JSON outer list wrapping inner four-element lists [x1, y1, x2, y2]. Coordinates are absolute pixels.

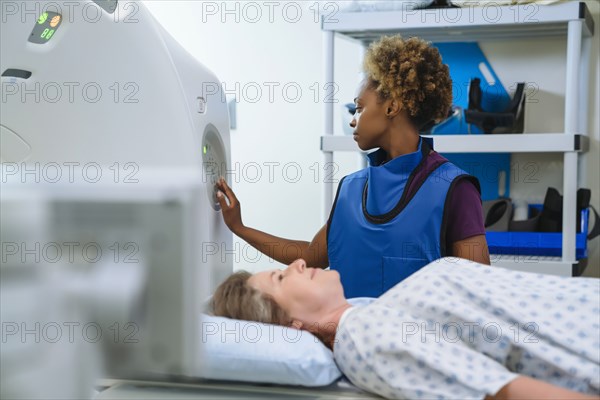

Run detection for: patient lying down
[[211, 257, 599, 400]]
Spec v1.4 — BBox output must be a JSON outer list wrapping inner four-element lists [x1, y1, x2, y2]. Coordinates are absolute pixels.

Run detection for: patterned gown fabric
[[334, 258, 600, 400]]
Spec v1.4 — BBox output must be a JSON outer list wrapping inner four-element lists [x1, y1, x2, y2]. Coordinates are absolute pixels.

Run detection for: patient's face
[[248, 259, 345, 325]]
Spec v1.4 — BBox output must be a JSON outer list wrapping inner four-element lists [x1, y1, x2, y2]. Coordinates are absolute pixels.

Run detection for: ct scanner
[[1, 1, 234, 397]]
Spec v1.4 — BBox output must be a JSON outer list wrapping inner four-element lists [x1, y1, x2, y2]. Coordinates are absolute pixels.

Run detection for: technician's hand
[[216, 177, 244, 234]]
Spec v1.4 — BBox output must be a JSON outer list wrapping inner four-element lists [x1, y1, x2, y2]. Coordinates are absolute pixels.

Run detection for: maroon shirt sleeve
[[445, 178, 486, 249]]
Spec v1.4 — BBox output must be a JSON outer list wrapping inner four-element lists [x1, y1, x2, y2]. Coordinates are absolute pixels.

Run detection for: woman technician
[[216, 35, 490, 298]]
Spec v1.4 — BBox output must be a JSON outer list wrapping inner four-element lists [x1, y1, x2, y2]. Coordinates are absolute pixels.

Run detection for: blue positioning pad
[[442, 153, 510, 201], [429, 42, 512, 200], [432, 42, 511, 135]]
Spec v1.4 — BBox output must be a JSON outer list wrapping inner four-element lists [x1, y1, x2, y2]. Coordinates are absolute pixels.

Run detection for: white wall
[[145, 0, 599, 276]]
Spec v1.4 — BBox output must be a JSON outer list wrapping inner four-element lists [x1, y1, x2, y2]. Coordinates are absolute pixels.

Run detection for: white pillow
[[198, 297, 375, 386], [198, 314, 341, 386]]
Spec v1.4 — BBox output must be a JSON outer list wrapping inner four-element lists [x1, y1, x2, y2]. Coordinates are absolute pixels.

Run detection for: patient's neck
[[312, 302, 352, 350]]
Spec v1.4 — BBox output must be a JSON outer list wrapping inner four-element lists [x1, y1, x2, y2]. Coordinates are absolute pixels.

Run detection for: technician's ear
[[386, 99, 401, 118]]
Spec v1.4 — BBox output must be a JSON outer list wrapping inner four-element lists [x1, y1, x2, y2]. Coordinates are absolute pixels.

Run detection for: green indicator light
[[203, 146, 207, 155], [38, 12, 48, 24]]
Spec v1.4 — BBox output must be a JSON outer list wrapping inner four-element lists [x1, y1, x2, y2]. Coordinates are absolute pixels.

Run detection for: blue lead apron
[[327, 137, 479, 298]]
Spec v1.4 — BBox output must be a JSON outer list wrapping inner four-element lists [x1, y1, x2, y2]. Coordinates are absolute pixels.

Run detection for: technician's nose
[[350, 117, 356, 128]]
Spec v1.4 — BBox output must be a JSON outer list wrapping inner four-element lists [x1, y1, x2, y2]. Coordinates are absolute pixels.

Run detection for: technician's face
[[248, 259, 345, 325], [350, 81, 389, 151]]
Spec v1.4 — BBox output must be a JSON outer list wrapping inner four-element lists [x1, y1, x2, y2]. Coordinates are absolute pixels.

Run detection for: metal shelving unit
[[320, 1, 594, 276], [321, 133, 589, 153]]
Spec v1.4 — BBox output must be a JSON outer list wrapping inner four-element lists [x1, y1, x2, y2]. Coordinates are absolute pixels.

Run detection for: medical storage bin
[[486, 205, 590, 259]]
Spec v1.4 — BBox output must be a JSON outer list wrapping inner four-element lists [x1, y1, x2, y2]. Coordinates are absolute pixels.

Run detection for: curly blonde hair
[[211, 271, 291, 326], [363, 35, 452, 129]]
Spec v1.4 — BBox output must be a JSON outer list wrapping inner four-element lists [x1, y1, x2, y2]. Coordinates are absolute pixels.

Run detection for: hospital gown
[[334, 258, 600, 400]]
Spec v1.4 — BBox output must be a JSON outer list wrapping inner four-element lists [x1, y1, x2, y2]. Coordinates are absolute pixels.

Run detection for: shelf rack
[[320, 1, 594, 276], [321, 133, 589, 153]]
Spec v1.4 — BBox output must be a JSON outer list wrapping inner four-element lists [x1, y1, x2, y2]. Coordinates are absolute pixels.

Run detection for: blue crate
[[486, 205, 590, 259]]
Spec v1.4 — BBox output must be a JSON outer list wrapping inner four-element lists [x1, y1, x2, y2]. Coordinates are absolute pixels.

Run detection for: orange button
[[50, 15, 61, 28]]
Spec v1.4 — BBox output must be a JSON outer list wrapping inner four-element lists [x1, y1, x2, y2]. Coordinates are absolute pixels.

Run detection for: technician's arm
[[215, 178, 329, 268], [451, 234, 491, 265]]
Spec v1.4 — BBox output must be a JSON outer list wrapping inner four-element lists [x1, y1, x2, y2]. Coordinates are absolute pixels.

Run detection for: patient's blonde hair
[[211, 271, 290, 325]]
